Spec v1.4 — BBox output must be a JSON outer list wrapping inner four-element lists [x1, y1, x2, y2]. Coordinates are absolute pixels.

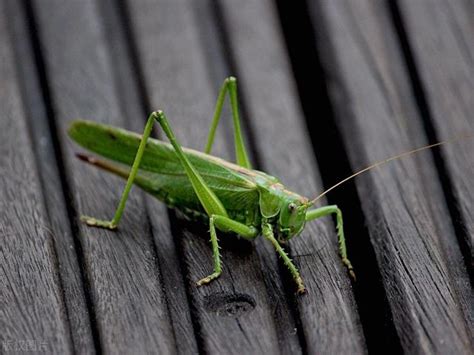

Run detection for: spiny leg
[[204, 76, 251, 168], [306, 205, 355, 280], [82, 110, 229, 229], [197, 215, 258, 286], [151, 111, 246, 285], [81, 110, 255, 288], [262, 223, 306, 294]]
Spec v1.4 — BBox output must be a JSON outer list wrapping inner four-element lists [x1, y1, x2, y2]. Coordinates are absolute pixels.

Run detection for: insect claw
[[295, 276, 306, 295], [296, 285, 307, 295], [196, 272, 221, 286], [80, 216, 117, 230], [196, 279, 206, 287], [297, 287, 307, 295], [342, 258, 356, 281]]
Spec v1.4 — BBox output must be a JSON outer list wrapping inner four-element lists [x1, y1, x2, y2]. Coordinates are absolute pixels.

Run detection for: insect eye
[[288, 203, 297, 212]]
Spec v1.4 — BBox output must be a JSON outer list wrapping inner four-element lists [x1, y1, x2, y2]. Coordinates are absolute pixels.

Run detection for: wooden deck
[[1, 0, 472, 353]]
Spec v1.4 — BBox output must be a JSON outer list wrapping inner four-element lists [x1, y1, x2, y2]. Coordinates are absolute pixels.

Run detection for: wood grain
[[4, 0, 96, 352], [96, 0, 198, 352], [218, 0, 366, 353], [307, 0, 473, 352], [192, 1, 303, 353], [30, 0, 175, 352], [0, 5, 72, 352], [397, 0, 474, 285], [2, 0, 472, 352], [125, 0, 292, 353]]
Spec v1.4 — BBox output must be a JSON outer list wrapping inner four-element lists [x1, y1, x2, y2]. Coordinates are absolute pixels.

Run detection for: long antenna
[[310, 134, 473, 205]]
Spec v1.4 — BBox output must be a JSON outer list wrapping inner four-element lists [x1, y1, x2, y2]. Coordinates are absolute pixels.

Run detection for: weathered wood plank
[[307, 0, 473, 353], [397, 0, 474, 286], [4, 0, 96, 352], [30, 0, 176, 352], [96, 0, 198, 352], [192, 2, 303, 353], [126, 0, 290, 353], [217, 0, 366, 353], [4, 0, 470, 352], [0, 5, 72, 353]]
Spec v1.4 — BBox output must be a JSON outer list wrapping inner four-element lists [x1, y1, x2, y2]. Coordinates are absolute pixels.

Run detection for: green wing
[[68, 120, 261, 214]]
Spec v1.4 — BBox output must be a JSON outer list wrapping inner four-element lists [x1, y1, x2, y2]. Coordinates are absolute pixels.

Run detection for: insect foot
[[196, 272, 221, 286], [342, 258, 356, 281], [296, 276, 307, 295], [80, 216, 117, 230]]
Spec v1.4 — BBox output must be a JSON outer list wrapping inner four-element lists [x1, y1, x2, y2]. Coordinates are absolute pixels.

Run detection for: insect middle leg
[[197, 215, 258, 286], [81, 112, 158, 229], [204, 77, 251, 168], [306, 205, 355, 279]]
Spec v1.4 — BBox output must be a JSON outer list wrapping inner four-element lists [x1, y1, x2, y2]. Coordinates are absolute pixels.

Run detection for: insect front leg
[[262, 223, 306, 294], [197, 215, 258, 286], [306, 205, 355, 280], [204, 77, 251, 168]]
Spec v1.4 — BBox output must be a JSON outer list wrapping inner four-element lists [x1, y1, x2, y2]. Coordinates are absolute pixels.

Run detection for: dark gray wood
[[307, 0, 473, 353], [95, 0, 199, 352], [4, 0, 96, 352], [218, 0, 366, 353], [397, 0, 474, 288], [125, 0, 292, 353], [191, 1, 303, 353], [30, 0, 175, 352], [0, 5, 72, 353], [3, 0, 473, 352]]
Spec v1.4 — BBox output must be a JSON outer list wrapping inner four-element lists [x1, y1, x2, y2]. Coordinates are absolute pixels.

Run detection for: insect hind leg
[[197, 215, 258, 286], [80, 112, 158, 229], [204, 77, 251, 168], [82, 110, 229, 229]]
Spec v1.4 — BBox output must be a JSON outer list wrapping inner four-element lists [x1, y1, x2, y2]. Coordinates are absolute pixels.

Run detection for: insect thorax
[[257, 180, 309, 240]]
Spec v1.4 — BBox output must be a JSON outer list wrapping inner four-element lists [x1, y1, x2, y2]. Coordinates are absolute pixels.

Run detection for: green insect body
[[71, 122, 308, 238], [68, 77, 353, 294]]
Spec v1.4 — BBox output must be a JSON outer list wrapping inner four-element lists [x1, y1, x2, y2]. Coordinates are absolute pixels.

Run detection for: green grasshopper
[[69, 76, 455, 294]]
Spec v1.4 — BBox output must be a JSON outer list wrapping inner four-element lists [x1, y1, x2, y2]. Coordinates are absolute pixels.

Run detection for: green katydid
[[68, 76, 461, 294]]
